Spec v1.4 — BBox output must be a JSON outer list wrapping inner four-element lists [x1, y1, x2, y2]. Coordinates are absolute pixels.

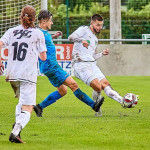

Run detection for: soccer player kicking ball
[[68, 14, 124, 116], [0, 6, 47, 143], [33, 10, 104, 117]]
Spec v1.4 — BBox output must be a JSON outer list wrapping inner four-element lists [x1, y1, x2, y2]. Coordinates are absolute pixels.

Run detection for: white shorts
[[73, 62, 105, 86], [10, 81, 36, 105]]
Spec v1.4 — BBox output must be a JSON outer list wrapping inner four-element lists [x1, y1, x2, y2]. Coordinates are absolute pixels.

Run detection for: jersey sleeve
[[37, 30, 47, 53], [0, 28, 11, 47], [68, 26, 87, 42]]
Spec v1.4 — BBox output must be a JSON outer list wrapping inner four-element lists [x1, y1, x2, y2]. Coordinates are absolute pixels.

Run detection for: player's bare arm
[[0, 41, 4, 75], [39, 51, 47, 61]]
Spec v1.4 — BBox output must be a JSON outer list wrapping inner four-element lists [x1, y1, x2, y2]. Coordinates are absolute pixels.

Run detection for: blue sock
[[39, 91, 62, 109], [74, 88, 95, 108]]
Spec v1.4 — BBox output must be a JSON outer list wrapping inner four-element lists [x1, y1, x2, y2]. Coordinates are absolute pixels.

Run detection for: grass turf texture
[[0, 76, 150, 150]]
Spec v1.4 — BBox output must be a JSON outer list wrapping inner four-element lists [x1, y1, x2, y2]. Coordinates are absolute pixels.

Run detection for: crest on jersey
[[13, 29, 32, 39]]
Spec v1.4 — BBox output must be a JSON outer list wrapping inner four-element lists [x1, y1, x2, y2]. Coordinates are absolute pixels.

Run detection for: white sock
[[12, 110, 31, 136], [15, 103, 22, 122], [92, 90, 101, 102], [104, 86, 123, 104], [12, 123, 22, 136], [16, 110, 31, 129]]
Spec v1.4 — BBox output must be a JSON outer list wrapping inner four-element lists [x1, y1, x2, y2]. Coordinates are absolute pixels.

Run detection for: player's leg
[[9, 81, 36, 143], [10, 81, 22, 122], [92, 90, 101, 102], [10, 81, 20, 98], [90, 79, 103, 116], [39, 84, 67, 109], [34, 84, 67, 117], [73, 63, 105, 113], [9, 81, 22, 139], [101, 78, 123, 104], [90, 63, 123, 115], [92, 90, 102, 116], [90, 65, 124, 107], [34, 67, 68, 117], [15, 103, 22, 122], [63, 76, 104, 112], [90, 78, 102, 98], [10, 105, 33, 143]]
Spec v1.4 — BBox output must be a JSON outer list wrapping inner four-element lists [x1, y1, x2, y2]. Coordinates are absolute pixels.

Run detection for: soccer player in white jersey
[[0, 5, 47, 143], [68, 14, 124, 116], [33, 10, 104, 118]]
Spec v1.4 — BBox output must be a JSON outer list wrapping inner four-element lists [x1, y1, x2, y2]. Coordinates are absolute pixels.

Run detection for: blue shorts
[[44, 64, 69, 87]]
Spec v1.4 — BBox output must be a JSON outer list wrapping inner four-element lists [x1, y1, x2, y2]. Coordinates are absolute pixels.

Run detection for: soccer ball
[[123, 93, 138, 108]]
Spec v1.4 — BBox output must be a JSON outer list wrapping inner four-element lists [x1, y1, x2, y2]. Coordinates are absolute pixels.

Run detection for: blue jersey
[[39, 29, 58, 73], [39, 29, 69, 87]]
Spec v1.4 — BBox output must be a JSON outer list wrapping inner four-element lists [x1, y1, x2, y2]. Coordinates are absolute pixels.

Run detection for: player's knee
[[90, 79, 102, 92], [58, 86, 68, 96], [72, 81, 78, 89], [61, 88, 67, 96], [101, 79, 110, 89], [93, 85, 101, 92]]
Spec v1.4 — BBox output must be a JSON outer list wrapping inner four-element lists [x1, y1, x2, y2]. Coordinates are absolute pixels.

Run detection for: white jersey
[[69, 26, 98, 62], [0, 25, 47, 83]]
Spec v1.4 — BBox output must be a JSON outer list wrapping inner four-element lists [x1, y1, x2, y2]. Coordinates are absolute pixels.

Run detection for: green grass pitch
[[0, 76, 150, 150]]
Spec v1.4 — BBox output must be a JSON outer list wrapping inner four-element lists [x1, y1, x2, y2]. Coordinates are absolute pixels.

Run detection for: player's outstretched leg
[[34, 91, 62, 117], [74, 88, 104, 112], [92, 90, 102, 116], [104, 86, 124, 107]]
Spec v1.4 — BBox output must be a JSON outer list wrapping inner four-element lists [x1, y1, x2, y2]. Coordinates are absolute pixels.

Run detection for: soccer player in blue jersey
[[33, 10, 104, 117]]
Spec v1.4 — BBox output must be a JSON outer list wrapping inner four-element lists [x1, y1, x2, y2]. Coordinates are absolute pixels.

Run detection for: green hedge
[[51, 2, 150, 44]]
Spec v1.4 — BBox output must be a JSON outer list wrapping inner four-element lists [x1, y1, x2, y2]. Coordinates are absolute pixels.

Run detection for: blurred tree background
[[48, 0, 150, 44], [0, 0, 150, 44]]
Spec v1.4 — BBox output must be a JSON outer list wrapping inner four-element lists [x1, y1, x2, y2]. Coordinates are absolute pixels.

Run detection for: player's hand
[[56, 31, 63, 37], [102, 48, 109, 55], [0, 62, 4, 75], [52, 31, 63, 39], [82, 40, 89, 49]]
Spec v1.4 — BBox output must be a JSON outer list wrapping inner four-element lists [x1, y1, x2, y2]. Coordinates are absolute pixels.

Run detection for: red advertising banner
[[55, 44, 73, 60], [1, 44, 74, 76], [1, 44, 73, 61]]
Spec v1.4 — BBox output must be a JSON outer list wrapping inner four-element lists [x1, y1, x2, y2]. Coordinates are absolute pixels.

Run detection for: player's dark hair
[[38, 10, 53, 21], [20, 5, 36, 29], [91, 14, 103, 22]]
